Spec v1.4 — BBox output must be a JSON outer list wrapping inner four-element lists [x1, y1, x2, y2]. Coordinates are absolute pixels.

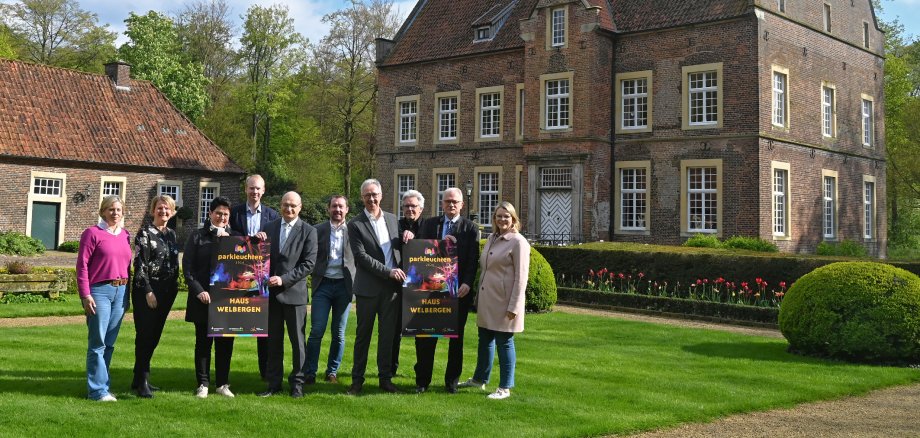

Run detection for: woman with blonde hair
[[131, 195, 180, 398], [77, 195, 132, 401], [458, 201, 530, 400]]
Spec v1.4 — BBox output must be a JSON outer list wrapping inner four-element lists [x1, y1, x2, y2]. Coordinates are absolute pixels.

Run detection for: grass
[[1, 311, 918, 437], [0, 293, 189, 318]]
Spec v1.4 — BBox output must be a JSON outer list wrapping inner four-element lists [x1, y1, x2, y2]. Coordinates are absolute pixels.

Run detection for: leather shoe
[[148, 383, 160, 392], [379, 381, 400, 393], [415, 386, 428, 394], [445, 383, 458, 394], [346, 383, 363, 396], [324, 374, 338, 384], [305, 375, 316, 385], [257, 387, 282, 397], [290, 385, 303, 398], [135, 381, 153, 398]]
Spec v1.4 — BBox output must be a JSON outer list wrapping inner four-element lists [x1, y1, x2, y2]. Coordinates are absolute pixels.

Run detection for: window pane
[[478, 172, 499, 226]]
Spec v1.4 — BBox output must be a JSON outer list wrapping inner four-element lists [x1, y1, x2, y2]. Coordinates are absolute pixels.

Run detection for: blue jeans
[[304, 278, 351, 377], [85, 282, 128, 400], [472, 327, 516, 389]]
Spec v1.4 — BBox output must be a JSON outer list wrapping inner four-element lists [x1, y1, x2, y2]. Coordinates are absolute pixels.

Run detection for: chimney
[[375, 38, 395, 65], [104, 61, 132, 89]]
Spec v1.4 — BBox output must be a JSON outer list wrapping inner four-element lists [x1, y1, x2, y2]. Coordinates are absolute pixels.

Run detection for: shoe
[[379, 381, 400, 393], [195, 385, 208, 399], [324, 374, 338, 384], [96, 394, 117, 402], [135, 381, 153, 399], [488, 387, 511, 400], [290, 385, 303, 398], [216, 384, 235, 398], [458, 377, 487, 391], [305, 375, 316, 385], [148, 383, 161, 392], [414, 386, 428, 394], [257, 387, 282, 397], [445, 382, 458, 394], [346, 383, 363, 396]]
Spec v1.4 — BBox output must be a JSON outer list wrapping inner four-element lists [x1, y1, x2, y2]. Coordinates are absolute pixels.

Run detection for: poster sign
[[207, 236, 270, 337], [401, 239, 459, 338]]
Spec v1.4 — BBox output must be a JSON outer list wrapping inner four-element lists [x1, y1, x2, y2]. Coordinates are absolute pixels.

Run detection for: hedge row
[[539, 243, 920, 288], [558, 287, 778, 326]]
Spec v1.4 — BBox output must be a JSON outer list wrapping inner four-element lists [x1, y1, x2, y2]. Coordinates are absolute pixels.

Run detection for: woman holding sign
[[183, 196, 241, 398], [459, 201, 530, 400]]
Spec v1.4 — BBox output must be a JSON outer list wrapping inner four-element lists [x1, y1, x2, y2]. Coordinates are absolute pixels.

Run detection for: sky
[[2, 0, 917, 46]]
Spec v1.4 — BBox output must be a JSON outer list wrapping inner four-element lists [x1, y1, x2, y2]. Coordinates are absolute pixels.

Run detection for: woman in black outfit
[[132, 195, 180, 398], [183, 196, 240, 398]]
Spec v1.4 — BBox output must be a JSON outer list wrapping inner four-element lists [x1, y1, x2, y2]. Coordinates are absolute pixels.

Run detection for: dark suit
[[262, 218, 317, 391], [229, 202, 279, 380], [414, 216, 480, 389], [183, 226, 242, 387], [394, 216, 425, 374], [348, 210, 402, 386]]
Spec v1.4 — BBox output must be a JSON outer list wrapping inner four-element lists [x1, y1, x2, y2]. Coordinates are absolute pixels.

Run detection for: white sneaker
[[487, 387, 511, 400], [195, 385, 208, 399], [216, 384, 235, 398], [457, 377, 486, 391], [97, 394, 117, 402]]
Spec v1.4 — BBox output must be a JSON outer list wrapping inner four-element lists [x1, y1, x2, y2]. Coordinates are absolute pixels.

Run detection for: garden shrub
[[722, 236, 778, 252], [779, 262, 920, 364], [0, 231, 45, 256], [5, 261, 33, 274], [57, 241, 80, 252], [683, 234, 721, 248], [816, 239, 868, 257], [475, 240, 557, 313]]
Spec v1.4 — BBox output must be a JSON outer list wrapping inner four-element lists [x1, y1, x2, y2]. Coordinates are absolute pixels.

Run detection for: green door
[[31, 202, 60, 249]]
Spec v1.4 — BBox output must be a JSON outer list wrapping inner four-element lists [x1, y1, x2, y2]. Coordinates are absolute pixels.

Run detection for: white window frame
[[476, 26, 491, 41], [395, 95, 419, 146], [863, 175, 876, 240], [771, 161, 791, 239], [682, 63, 723, 130], [823, 3, 832, 33], [772, 66, 789, 128], [32, 176, 64, 197], [821, 83, 836, 138], [157, 179, 183, 207], [26, 170, 68, 242], [474, 166, 503, 228], [432, 168, 458, 217], [549, 7, 567, 48], [822, 170, 838, 240], [436, 94, 458, 142], [615, 161, 651, 234], [394, 169, 418, 219], [515, 83, 525, 141], [680, 159, 722, 236], [541, 72, 572, 131], [861, 94, 874, 147], [616, 71, 653, 133], [476, 86, 503, 141], [778, 0, 785, 13], [99, 176, 127, 204], [198, 181, 220, 227]]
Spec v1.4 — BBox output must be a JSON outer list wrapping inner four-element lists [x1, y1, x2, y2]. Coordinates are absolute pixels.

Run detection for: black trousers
[[193, 320, 234, 387], [265, 296, 307, 389], [132, 279, 178, 380], [392, 290, 402, 374], [258, 337, 268, 379], [414, 295, 472, 388], [350, 290, 398, 386]]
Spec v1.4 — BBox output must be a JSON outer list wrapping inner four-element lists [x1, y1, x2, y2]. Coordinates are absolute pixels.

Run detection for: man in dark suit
[[394, 189, 426, 376], [411, 187, 480, 394], [256, 191, 317, 398], [346, 179, 405, 395], [229, 174, 279, 381], [304, 195, 355, 385]]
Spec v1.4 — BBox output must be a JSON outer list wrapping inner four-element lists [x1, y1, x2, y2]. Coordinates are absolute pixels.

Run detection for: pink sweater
[[76, 226, 132, 298]]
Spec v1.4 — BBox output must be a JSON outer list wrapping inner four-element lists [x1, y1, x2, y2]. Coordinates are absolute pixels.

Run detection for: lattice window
[[822, 86, 835, 137], [480, 93, 501, 137], [621, 78, 648, 129], [102, 181, 122, 198], [551, 8, 565, 47], [773, 72, 787, 127], [33, 178, 62, 196], [158, 184, 180, 204], [400, 100, 417, 143], [540, 167, 572, 189], [823, 176, 836, 239], [689, 71, 718, 125], [545, 79, 569, 129], [436, 173, 456, 216], [773, 169, 788, 236], [862, 99, 874, 146], [478, 172, 500, 226], [199, 186, 217, 226], [396, 174, 416, 219], [620, 168, 647, 230], [864, 181, 875, 239], [687, 167, 717, 232], [439, 96, 458, 140]]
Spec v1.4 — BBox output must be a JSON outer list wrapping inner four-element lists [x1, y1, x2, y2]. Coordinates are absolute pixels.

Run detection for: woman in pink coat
[[458, 201, 530, 400]]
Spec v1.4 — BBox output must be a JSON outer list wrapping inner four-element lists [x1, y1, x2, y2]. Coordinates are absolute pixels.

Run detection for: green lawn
[[1, 311, 918, 437], [0, 293, 189, 318]]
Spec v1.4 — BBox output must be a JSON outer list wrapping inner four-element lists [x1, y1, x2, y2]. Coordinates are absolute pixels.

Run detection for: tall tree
[[312, 0, 401, 197], [0, 24, 17, 59], [175, 0, 236, 98], [118, 11, 210, 121], [238, 4, 305, 166], [0, 0, 115, 71]]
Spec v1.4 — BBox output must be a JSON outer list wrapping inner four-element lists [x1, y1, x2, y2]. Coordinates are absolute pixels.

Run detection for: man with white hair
[[393, 189, 426, 376]]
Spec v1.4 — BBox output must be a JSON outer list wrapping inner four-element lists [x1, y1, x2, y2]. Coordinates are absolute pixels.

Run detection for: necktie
[[443, 219, 454, 239], [280, 224, 290, 249]]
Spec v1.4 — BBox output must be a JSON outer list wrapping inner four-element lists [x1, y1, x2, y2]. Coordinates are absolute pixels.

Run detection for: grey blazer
[[262, 218, 318, 306], [347, 210, 401, 298], [311, 221, 355, 295]]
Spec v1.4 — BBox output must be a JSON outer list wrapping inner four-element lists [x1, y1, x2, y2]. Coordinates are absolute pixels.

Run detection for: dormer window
[[476, 26, 491, 41]]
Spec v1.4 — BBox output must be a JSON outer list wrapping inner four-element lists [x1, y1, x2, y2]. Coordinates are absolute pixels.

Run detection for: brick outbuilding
[[376, 0, 886, 256]]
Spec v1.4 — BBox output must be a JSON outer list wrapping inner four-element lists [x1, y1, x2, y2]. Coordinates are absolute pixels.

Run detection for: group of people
[[75, 174, 530, 402]]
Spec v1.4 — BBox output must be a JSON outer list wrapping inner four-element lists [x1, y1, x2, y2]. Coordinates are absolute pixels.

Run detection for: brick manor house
[[374, 0, 886, 256]]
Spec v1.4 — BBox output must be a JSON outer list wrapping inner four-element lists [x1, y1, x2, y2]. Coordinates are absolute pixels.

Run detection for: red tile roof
[[610, 0, 751, 33], [0, 59, 244, 174]]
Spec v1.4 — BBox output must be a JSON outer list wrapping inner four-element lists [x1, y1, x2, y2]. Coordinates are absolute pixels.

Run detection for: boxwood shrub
[[779, 262, 920, 364], [475, 240, 557, 313], [57, 241, 80, 252]]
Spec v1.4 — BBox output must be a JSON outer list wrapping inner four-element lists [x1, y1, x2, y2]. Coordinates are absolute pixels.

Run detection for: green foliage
[[0, 292, 67, 304], [175, 206, 194, 221], [682, 234, 722, 248], [474, 240, 557, 313], [722, 236, 778, 252], [56, 241, 79, 252], [779, 262, 920, 363], [816, 240, 869, 257], [4, 260, 32, 274], [0, 231, 45, 255], [0, 25, 17, 59], [118, 11, 210, 121]]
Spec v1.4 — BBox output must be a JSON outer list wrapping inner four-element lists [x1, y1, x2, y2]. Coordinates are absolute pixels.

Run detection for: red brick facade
[[375, 0, 886, 255]]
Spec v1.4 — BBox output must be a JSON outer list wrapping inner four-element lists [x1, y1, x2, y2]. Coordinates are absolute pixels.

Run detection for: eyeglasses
[[362, 192, 382, 199], [281, 203, 301, 209], [402, 204, 420, 209], [442, 200, 461, 205]]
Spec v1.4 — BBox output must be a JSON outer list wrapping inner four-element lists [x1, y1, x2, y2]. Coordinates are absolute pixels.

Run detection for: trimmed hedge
[[779, 262, 920, 364], [539, 242, 920, 291], [57, 241, 80, 252], [558, 287, 778, 326], [474, 240, 557, 313]]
